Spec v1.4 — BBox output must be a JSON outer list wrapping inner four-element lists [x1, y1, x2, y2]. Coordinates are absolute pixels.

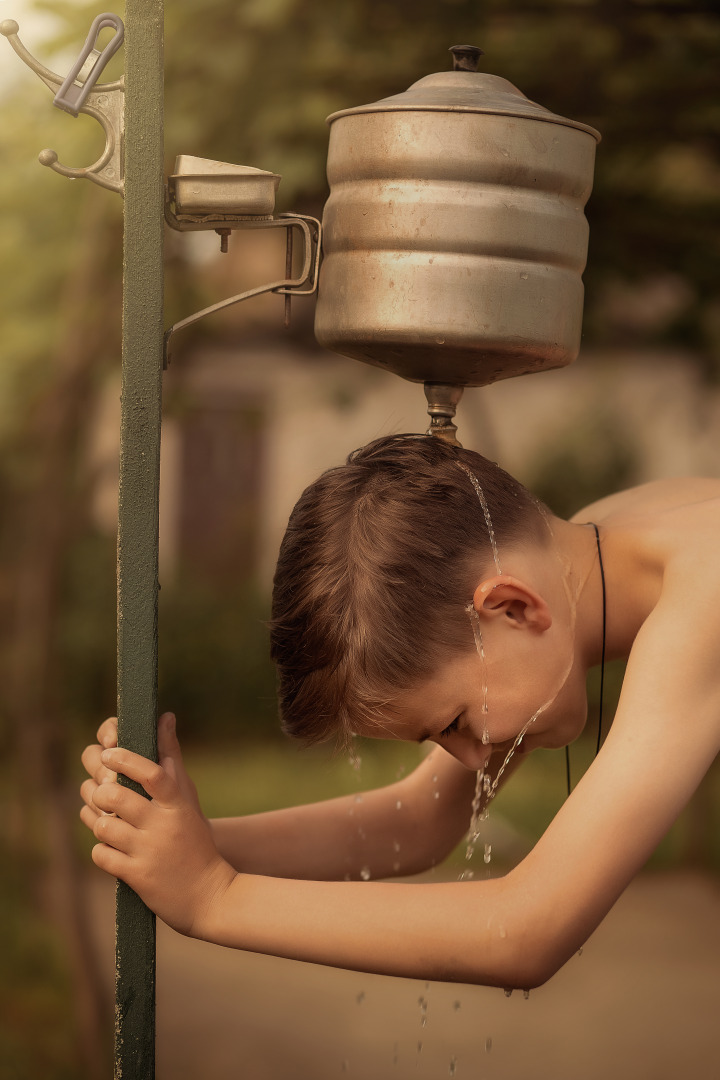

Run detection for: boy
[[80, 434, 720, 988]]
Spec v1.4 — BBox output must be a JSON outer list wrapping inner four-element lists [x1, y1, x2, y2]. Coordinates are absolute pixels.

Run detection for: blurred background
[[1, 0, 719, 1077]]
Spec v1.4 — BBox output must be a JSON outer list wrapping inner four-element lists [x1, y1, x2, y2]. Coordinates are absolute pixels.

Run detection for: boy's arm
[[209, 743, 524, 881], [83, 584, 720, 988], [81, 716, 480, 881]]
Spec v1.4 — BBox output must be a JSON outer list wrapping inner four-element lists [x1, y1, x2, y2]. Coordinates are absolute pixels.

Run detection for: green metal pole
[[116, 2, 164, 1077]]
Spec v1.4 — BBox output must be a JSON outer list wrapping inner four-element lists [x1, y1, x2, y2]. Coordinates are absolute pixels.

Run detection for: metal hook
[[1, 15, 125, 195]]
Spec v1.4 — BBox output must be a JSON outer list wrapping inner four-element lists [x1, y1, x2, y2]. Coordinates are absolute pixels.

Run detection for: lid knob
[[449, 45, 484, 72]]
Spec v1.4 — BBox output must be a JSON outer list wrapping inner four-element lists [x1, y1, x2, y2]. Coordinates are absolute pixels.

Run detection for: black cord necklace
[[565, 522, 606, 796]]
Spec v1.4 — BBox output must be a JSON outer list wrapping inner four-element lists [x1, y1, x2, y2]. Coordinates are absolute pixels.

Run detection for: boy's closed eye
[[439, 716, 461, 739]]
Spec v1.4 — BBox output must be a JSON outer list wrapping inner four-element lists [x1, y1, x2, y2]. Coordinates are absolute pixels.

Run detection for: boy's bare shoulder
[[570, 477, 720, 526]]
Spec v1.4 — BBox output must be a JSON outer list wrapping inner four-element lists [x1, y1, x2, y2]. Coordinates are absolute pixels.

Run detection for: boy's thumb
[[158, 711, 180, 761]]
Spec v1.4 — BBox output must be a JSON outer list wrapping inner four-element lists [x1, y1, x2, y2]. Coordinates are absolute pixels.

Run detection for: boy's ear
[[472, 576, 552, 632]]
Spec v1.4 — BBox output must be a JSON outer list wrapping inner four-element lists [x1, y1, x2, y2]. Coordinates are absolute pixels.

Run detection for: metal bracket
[[1, 14, 125, 195], [163, 206, 322, 365]]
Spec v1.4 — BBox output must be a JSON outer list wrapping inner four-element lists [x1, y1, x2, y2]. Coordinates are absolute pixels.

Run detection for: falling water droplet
[[432, 775, 438, 783], [499, 926, 507, 940], [481, 729, 490, 745], [455, 462, 501, 573], [396, 800, 402, 810], [433, 790, 440, 800], [484, 843, 492, 865], [417, 1041, 423, 1054], [393, 861, 401, 872], [356, 991, 365, 1005], [458, 869, 474, 881], [453, 1000, 461, 1011], [393, 840, 401, 852], [341, 1060, 349, 1073], [523, 989, 530, 1000], [485, 1037, 493, 1053], [449, 1055, 458, 1076], [354, 794, 363, 804], [396, 763, 406, 779], [577, 946, 584, 957], [360, 866, 371, 881], [503, 988, 513, 998]]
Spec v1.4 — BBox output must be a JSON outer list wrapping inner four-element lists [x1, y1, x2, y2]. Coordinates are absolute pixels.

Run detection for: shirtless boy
[[80, 434, 720, 989]]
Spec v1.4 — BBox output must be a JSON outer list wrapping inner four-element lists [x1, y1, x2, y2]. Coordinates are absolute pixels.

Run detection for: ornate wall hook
[[1, 14, 125, 195]]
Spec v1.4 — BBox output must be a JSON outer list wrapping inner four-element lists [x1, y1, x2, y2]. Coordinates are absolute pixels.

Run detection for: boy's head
[[270, 434, 549, 747]]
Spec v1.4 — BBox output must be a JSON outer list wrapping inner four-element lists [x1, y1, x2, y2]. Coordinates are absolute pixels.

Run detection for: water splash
[[465, 604, 490, 720], [483, 843, 492, 865], [455, 461, 502, 574]]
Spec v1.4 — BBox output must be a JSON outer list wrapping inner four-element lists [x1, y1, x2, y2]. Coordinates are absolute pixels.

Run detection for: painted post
[[116, 1, 164, 1076]]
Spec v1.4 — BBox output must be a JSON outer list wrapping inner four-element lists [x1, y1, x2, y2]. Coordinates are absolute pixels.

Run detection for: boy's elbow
[[461, 888, 579, 990]]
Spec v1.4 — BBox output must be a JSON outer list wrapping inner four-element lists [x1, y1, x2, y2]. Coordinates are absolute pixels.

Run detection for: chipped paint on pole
[[116, 1, 164, 1076]]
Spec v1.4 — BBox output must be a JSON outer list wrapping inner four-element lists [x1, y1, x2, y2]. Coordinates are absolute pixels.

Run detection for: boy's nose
[[438, 733, 490, 772]]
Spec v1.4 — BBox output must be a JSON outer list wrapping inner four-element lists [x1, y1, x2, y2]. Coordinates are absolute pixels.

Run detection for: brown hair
[[270, 434, 547, 746]]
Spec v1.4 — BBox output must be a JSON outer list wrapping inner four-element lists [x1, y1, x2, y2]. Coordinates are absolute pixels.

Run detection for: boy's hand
[[80, 712, 236, 938]]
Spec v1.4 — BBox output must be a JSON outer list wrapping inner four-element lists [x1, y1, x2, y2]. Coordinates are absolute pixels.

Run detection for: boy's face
[[365, 643, 588, 771]]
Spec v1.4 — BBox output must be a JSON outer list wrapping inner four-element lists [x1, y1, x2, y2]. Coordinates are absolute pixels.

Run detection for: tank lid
[[326, 49, 601, 142]]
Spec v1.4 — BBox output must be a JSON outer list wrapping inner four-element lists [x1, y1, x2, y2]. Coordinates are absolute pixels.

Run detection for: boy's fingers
[[158, 712, 180, 764], [80, 777, 99, 810], [99, 748, 175, 805], [80, 803, 101, 831], [92, 811, 137, 852], [81, 744, 117, 786], [92, 840, 132, 882], [92, 779, 154, 826], [96, 717, 118, 748]]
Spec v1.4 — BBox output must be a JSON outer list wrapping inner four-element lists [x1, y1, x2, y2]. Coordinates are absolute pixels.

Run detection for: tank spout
[[424, 383, 464, 446]]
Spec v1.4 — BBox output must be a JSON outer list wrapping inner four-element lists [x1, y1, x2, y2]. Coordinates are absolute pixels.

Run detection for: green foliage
[[158, 573, 279, 743], [528, 409, 640, 518]]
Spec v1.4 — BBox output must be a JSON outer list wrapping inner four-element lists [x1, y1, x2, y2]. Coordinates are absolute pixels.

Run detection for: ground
[[88, 869, 720, 1079]]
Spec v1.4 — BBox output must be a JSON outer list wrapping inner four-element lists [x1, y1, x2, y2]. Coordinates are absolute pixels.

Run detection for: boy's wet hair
[[270, 434, 548, 747]]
